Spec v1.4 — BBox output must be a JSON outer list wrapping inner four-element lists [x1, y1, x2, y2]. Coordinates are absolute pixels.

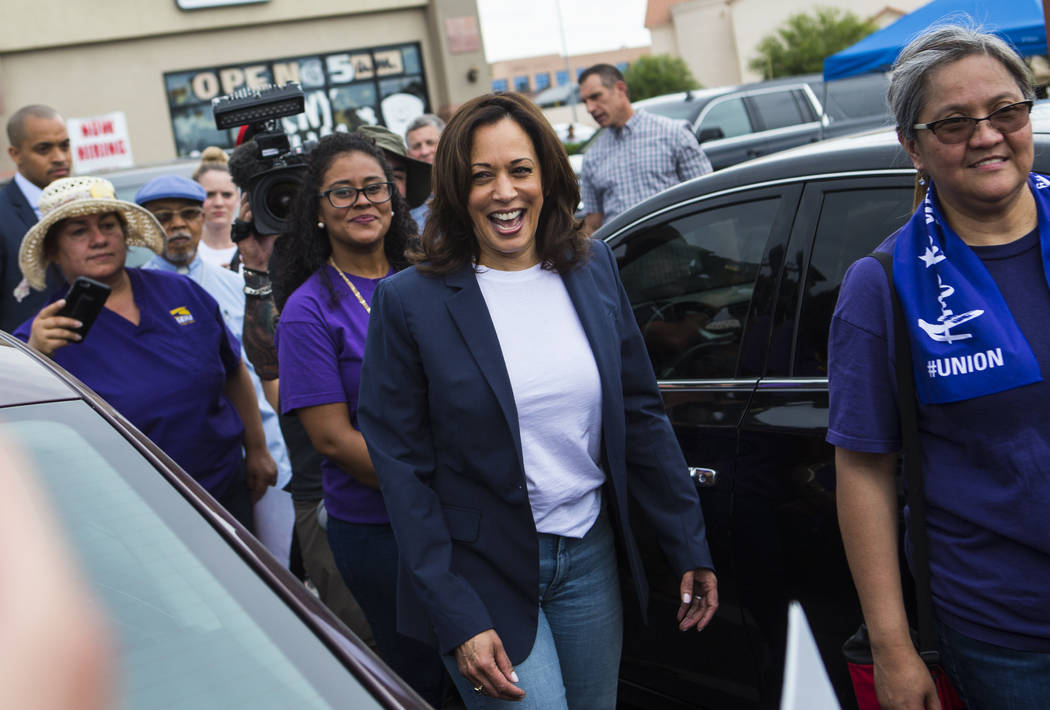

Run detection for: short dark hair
[[410, 92, 588, 275], [6, 105, 62, 148], [271, 132, 416, 311], [578, 64, 624, 90]]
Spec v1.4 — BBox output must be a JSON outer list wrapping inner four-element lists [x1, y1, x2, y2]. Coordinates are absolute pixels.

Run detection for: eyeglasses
[[320, 182, 394, 208], [913, 100, 1033, 144], [150, 207, 204, 224]]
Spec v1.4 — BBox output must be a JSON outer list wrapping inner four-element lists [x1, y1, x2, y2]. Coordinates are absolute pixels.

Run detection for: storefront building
[[0, 0, 489, 175]]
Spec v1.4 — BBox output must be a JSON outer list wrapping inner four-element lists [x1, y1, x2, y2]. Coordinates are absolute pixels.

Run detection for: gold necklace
[[327, 256, 371, 314]]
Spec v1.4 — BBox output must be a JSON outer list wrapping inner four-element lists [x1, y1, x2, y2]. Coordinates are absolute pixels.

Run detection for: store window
[[534, 73, 551, 90], [555, 70, 569, 86], [492, 78, 509, 92], [514, 75, 530, 92], [163, 43, 430, 156]]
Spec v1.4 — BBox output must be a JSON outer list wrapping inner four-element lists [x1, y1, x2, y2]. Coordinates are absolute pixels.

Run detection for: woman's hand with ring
[[454, 629, 525, 701], [677, 568, 719, 631]]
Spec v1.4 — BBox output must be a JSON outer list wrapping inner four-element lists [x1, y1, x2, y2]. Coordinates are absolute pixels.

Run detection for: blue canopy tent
[[823, 0, 1047, 80]]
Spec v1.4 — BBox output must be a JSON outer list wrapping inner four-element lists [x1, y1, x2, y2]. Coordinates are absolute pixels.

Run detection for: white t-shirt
[[476, 264, 605, 537], [197, 242, 239, 270]]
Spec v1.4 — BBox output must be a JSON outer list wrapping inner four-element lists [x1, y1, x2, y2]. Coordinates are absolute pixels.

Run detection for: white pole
[[553, 0, 578, 123]]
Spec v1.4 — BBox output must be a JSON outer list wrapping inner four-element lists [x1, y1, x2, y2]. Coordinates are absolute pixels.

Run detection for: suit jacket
[[0, 179, 46, 332], [358, 239, 714, 663]]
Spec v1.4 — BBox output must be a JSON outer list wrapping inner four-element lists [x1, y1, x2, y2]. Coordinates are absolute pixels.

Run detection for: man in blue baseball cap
[[135, 174, 294, 566], [134, 175, 209, 273]]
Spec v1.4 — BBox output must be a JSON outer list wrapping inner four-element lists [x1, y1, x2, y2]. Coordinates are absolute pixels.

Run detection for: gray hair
[[889, 24, 1034, 141], [405, 113, 445, 139], [6, 104, 62, 148]]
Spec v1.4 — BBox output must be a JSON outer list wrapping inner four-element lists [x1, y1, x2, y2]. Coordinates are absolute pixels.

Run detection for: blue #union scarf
[[892, 173, 1050, 404]]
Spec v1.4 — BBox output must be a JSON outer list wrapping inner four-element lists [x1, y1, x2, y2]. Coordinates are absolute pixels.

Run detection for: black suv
[[599, 106, 1050, 709]]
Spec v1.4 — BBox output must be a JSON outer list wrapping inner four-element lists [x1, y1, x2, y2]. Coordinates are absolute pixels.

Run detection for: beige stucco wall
[[649, 25, 679, 59], [0, 0, 425, 53], [424, 0, 491, 115], [652, 0, 928, 87], [0, 0, 489, 174], [672, 0, 740, 87]]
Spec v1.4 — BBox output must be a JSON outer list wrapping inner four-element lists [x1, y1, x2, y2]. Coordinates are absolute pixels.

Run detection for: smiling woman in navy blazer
[[358, 92, 717, 709]]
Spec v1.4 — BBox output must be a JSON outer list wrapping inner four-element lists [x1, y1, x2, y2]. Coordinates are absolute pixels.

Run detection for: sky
[[476, 0, 652, 63]]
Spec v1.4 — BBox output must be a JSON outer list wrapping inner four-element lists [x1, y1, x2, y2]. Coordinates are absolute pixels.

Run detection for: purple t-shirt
[[276, 265, 389, 523], [828, 229, 1050, 651]]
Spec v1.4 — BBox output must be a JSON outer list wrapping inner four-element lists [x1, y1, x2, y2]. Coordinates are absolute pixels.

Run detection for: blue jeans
[[936, 619, 1050, 709], [326, 517, 447, 707], [444, 511, 624, 709]]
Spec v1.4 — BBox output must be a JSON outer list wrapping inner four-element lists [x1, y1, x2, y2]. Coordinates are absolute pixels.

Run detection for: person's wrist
[[244, 436, 269, 455], [243, 269, 271, 289], [870, 631, 918, 659]]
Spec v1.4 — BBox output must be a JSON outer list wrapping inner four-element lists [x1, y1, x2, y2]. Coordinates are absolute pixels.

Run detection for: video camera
[[212, 82, 310, 236]]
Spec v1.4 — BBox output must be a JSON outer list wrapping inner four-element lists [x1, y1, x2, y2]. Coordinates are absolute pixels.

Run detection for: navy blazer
[[0, 179, 48, 333], [358, 239, 714, 663]]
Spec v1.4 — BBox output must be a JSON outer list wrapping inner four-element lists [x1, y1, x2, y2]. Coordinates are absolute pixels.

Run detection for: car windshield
[[1, 400, 386, 710]]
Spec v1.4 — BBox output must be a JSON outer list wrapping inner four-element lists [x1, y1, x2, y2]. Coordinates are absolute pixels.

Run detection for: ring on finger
[[472, 684, 484, 694]]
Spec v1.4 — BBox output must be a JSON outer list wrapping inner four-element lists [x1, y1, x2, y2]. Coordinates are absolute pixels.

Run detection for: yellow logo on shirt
[[170, 306, 195, 326]]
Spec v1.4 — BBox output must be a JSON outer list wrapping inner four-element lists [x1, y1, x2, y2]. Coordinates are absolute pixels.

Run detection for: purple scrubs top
[[15, 268, 244, 497], [276, 264, 389, 524]]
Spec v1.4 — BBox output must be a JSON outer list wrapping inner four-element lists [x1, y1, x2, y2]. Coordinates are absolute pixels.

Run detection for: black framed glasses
[[150, 207, 204, 224], [913, 100, 1033, 144], [320, 182, 394, 208]]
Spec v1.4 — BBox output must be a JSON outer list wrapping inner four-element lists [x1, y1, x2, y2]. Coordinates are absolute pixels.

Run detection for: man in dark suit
[[2, 105, 70, 332]]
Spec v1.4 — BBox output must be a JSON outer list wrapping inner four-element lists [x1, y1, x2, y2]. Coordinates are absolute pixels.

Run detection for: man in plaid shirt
[[579, 64, 711, 234]]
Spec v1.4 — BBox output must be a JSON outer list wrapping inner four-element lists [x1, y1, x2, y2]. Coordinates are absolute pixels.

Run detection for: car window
[[814, 74, 892, 121], [1, 401, 385, 710], [615, 197, 781, 380], [699, 97, 752, 140], [749, 90, 808, 131], [793, 187, 914, 376], [640, 100, 702, 124]]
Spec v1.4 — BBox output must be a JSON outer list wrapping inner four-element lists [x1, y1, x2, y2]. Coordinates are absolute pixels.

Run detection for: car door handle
[[688, 467, 718, 489]]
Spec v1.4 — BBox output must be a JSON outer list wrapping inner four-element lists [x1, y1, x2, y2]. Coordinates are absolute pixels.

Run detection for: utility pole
[[553, 0, 578, 123]]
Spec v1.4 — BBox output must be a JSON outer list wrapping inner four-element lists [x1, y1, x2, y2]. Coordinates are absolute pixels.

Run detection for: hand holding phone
[[26, 277, 111, 357], [57, 276, 111, 341]]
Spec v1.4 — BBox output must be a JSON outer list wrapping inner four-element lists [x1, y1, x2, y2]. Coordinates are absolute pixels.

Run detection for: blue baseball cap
[[134, 174, 206, 206]]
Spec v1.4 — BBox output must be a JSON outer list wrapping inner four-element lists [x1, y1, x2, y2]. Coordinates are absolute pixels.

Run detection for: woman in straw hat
[[14, 175, 276, 529]]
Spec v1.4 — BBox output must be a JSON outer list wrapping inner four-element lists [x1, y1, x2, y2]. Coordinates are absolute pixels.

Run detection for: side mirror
[[698, 127, 725, 143]]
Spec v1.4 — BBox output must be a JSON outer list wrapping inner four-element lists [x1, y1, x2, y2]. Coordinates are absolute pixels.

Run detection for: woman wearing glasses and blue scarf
[[829, 25, 1050, 710], [272, 132, 446, 706]]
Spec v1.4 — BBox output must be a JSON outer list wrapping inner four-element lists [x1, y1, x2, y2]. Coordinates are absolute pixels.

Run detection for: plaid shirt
[[580, 110, 711, 224]]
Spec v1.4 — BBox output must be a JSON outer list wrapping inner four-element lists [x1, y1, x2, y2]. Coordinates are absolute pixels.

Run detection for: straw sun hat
[[18, 176, 165, 290]]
